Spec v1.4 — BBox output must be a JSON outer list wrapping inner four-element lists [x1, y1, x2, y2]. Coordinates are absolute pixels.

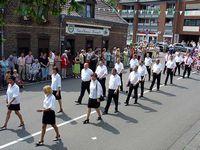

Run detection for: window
[[86, 4, 91, 18], [17, 34, 31, 56], [184, 19, 200, 26], [86, 39, 93, 50]]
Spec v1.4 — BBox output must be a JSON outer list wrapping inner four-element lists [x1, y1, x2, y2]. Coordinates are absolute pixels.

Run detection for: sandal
[[36, 141, 44, 146], [53, 136, 61, 141], [0, 126, 7, 130], [83, 119, 89, 124], [18, 124, 25, 127]]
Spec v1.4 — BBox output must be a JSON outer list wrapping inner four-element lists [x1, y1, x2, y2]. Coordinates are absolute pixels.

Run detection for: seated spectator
[[13, 69, 24, 88], [30, 59, 41, 81]]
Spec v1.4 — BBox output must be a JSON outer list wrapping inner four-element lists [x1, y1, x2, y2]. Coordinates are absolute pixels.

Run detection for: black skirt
[[53, 90, 62, 100], [88, 98, 100, 108], [42, 110, 56, 124], [8, 104, 20, 111]]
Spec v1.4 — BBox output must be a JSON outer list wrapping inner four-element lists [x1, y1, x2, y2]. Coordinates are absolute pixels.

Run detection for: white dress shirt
[[115, 62, 124, 74], [7, 83, 20, 104], [152, 63, 163, 74], [109, 74, 121, 90], [129, 58, 139, 69], [81, 68, 93, 81], [89, 80, 103, 99], [95, 65, 108, 79], [175, 56, 183, 63], [17, 57, 25, 66], [165, 54, 170, 62], [138, 65, 148, 77], [43, 94, 56, 110], [128, 71, 141, 85], [51, 73, 61, 91], [184, 57, 193, 66], [144, 57, 152, 66], [166, 60, 176, 69]]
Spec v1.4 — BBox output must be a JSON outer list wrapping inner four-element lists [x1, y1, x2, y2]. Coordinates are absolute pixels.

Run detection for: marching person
[[174, 52, 183, 76], [138, 61, 148, 98], [149, 59, 163, 91], [103, 68, 121, 115], [183, 53, 193, 78], [144, 53, 152, 81], [75, 63, 93, 105], [51, 67, 63, 113], [129, 54, 139, 70], [36, 85, 60, 146], [1, 76, 24, 130], [115, 58, 124, 91], [163, 51, 170, 74], [125, 66, 141, 106], [95, 61, 108, 97], [83, 73, 102, 124], [165, 55, 176, 85]]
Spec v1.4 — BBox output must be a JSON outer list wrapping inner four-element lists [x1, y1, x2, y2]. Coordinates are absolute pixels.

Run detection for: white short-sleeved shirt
[[43, 94, 56, 110], [129, 58, 139, 69], [152, 63, 163, 74], [166, 60, 176, 69], [175, 56, 183, 63], [115, 62, 124, 74], [89, 80, 103, 99], [81, 68, 93, 81], [138, 65, 148, 76], [144, 57, 152, 66], [7, 83, 20, 104], [109, 74, 121, 90], [128, 71, 141, 85], [184, 57, 193, 65], [95, 65, 108, 79], [51, 73, 61, 91]]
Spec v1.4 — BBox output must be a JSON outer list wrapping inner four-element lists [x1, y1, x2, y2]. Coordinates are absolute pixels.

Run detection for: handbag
[[96, 81, 104, 102]]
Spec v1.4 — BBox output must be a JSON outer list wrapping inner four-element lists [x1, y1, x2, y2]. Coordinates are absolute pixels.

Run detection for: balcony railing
[[120, 10, 134, 18], [184, 10, 200, 17], [120, 0, 160, 3]]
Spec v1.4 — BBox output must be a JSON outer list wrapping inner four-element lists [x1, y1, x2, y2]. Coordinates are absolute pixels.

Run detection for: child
[[13, 69, 24, 88]]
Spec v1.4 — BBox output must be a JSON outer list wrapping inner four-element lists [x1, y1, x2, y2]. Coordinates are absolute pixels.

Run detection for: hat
[[13, 69, 17, 72]]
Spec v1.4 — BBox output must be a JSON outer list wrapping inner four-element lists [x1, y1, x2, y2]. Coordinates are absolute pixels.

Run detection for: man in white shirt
[[115, 58, 124, 91], [95, 61, 108, 97], [144, 53, 152, 81], [129, 54, 139, 70], [125, 66, 141, 106], [75, 63, 93, 105], [51, 67, 63, 113], [149, 59, 163, 91], [103, 68, 121, 114], [165, 55, 176, 85], [138, 61, 148, 97], [174, 52, 183, 76], [17, 53, 25, 80], [183, 53, 193, 78], [163, 51, 171, 74]]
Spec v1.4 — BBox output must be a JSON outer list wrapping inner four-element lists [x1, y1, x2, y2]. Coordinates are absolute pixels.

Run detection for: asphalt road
[[0, 54, 200, 150]]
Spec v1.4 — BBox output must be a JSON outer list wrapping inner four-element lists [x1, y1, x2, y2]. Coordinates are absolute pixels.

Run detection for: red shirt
[[61, 56, 68, 68]]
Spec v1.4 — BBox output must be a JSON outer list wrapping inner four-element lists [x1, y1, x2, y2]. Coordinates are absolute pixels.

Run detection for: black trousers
[[163, 61, 167, 74], [165, 68, 173, 85], [80, 64, 84, 71], [140, 76, 145, 96], [174, 62, 181, 76], [146, 66, 151, 81], [105, 89, 119, 113], [150, 73, 161, 90], [126, 83, 139, 104], [183, 65, 191, 78], [119, 73, 123, 91], [98, 78, 106, 96], [77, 81, 90, 103]]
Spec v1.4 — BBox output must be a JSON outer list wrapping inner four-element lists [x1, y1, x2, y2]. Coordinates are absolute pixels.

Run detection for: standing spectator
[[83, 73, 102, 124], [1, 76, 25, 130], [61, 53, 68, 79], [0, 65, 3, 88], [40, 53, 49, 80], [17, 53, 25, 80], [30, 59, 41, 81], [7, 55, 15, 74], [105, 49, 111, 68], [13, 51, 18, 72], [54, 53, 62, 74], [13, 69, 24, 88], [0, 56, 8, 86], [25, 51, 34, 80], [36, 85, 60, 146], [48, 52, 55, 78], [123, 48, 129, 67], [79, 49, 86, 71], [73, 53, 81, 78], [90, 51, 98, 72]]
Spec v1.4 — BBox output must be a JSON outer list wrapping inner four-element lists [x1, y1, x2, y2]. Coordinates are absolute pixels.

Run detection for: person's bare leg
[[40, 124, 47, 142], [51, 124, 60, 138], [95, 109, 101, 118], [58, 100, 63, 112], [2, 110, 12, 128], [15, 111, 24, 125], [86, 108, 91, 120]]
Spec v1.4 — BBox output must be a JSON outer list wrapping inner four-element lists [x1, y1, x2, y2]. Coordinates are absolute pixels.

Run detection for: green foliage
[[104, 0, 117, 8]]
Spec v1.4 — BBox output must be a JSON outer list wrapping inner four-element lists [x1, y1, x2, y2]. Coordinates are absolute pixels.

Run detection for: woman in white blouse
[[36, 85, 60, 146], [1, 76, 24, 130], [83, 73, 103, 124]]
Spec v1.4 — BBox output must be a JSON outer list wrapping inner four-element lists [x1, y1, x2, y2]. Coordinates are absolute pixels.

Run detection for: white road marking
[[91, 137, 97, 140], [177, 77, 183, 80], [0, 111, 96, 149]]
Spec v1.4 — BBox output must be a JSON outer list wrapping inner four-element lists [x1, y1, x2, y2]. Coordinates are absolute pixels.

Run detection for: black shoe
[[83, 119, 89, 124], [97, 117, 102, 121], [149, 89, 152, 92], [164, 84, 167, 86], [57, 109, 63, 113], [124, 102, 129, 106], [18, 123, 25, 127], [102, 111, 108, 115], [134, 102, 138, 104], [36, 141, 44, 146], [157, 89, 159, 91], [132, 96, 135, 99], [139, 95, 143, 98], [53, 136, 61, 141], [114, 110, 119, 113]]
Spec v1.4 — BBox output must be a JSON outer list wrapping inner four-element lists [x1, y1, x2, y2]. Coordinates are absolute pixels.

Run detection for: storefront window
[[86, 39, 93, 50], [86, 4, 91, 18]]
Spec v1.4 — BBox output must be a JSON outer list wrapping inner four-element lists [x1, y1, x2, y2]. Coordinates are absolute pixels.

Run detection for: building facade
[[118, 0, 200, 44]]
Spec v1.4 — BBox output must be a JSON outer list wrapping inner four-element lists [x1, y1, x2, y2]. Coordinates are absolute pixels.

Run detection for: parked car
[[173, 43, 193, 53], [155, 42, 169, 52]]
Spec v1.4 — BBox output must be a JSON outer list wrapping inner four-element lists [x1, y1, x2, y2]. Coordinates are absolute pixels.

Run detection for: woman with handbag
[[83, 73, 103, 124]]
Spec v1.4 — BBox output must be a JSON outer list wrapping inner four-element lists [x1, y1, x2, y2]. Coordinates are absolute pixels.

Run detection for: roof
[[62, 0, 128, 24]]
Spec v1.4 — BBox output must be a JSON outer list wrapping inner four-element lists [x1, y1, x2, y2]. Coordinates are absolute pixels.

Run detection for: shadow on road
[[130, 103, 157, 113], [140, 97, 162, 105], [39, 140, 68, 150], [90, 120, 120, 135], [157, 90, 176, 97], [56, 112, 77, 125], [173, 84, 188, 89], [109, 112, 138, 124]]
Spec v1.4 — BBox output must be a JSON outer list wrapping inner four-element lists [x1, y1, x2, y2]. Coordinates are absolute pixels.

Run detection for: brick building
[[1, 0, 128, 57], [118, 0, 200, 44]]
